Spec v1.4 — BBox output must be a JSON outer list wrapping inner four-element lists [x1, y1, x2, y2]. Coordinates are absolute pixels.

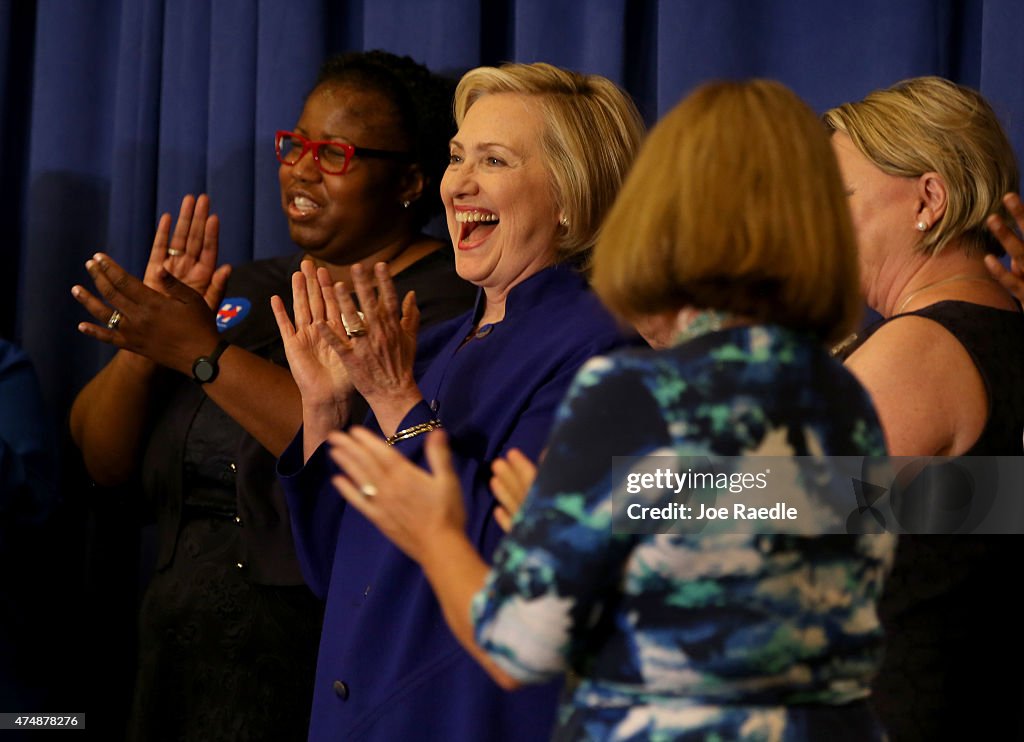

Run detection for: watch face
[[192, 340, 227, 384], [193, 358, 215, 383]]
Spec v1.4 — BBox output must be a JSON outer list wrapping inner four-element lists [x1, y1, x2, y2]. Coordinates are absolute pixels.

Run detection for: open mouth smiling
[[288, 192, 321, 219], [455, 209, 500, 248]]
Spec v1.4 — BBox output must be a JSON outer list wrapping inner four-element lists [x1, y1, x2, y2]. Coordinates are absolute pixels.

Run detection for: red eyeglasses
[[275, 130, 412, 175]]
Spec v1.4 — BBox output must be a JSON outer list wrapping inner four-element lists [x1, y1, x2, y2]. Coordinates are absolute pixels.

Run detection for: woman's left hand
[[72, 252, 225, 375], [328, 427, 465, 564], [985, 192, 1024, 304], [320, 262, 423, 434]]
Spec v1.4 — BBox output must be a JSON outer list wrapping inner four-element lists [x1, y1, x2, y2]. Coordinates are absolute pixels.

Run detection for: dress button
[[221, 462, 238, 484], [333, 680, 349, 700], [234, 515, 243, 526], [235, 561, 246, 570]]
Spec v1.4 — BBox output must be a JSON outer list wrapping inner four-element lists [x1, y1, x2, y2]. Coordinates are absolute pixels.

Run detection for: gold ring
[[360, 482, 378, 498], [343, 311, 368, 338], [106, 310, 124, 330], [167, 248, 185, 257]]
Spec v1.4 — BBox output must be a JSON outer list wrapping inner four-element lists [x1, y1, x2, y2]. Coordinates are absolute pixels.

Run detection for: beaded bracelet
[[386, 419, 443, 446]]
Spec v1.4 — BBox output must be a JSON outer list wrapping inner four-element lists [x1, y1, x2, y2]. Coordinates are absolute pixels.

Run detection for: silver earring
[[402, 200, 411, 209], [916, 220, 928, 232]]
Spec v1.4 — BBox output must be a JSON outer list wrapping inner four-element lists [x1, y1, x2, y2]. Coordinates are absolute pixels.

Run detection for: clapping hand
[[316, 262, 423, 435], [328, 427, 465, 564], [272, 261, 355, 419], [72, 253, 224, 374], [71, 193, 231, 370], [986, 192, 1024, 304], [147, 194, 230, 308], [490, 449, 538, 532]]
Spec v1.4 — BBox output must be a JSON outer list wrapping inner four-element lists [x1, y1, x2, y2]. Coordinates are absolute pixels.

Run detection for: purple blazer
[[279, 264, 632, 741]]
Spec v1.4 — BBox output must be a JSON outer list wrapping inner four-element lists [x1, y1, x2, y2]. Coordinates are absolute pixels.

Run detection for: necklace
[[894, 274, 995, 315]]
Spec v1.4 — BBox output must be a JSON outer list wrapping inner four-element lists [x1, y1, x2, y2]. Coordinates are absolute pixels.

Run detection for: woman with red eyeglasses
[[68, 51, 474, 741]]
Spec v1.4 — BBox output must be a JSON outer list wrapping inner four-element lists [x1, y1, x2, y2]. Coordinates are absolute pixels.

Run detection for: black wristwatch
[[191, 339, 230, 385]]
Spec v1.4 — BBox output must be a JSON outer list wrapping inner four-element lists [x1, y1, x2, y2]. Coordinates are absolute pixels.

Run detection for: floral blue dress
[[472, 322, 896, 741]]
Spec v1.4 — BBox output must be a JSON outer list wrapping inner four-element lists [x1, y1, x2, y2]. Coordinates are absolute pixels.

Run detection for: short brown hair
[[824, 76, 1019, 257], [592, 79, 861, 345], [453, 63, 644, 265]]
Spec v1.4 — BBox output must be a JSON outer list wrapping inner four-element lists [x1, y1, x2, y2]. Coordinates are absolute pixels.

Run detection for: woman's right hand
[[272, 261, 356, 451], [985, 192, 1024, 304], [146, 193, 225, 309], [490, 448, 538, 532]]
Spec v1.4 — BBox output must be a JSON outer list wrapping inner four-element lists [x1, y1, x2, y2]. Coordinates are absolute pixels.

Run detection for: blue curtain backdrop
[[3, 0, 1024, 422]]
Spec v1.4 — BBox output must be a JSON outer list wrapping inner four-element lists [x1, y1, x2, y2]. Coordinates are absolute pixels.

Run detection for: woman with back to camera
[[825, 77, 1024, 740], [274, 62, 644, 741], [68, 51, 474, 741], [324, 79, 897, 741]]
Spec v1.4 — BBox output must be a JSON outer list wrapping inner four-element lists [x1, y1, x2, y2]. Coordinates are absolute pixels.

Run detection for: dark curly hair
[[313, 51, 455, 229]]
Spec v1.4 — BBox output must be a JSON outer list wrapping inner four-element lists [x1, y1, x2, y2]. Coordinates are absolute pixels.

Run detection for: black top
[[845, 300, 1024, 741], [846, 300, 1024, 454], [142, 248, 476, 584]]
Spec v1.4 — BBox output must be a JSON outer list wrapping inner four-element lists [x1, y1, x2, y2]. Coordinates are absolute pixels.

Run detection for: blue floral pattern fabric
[[472, 324, 896, 741]]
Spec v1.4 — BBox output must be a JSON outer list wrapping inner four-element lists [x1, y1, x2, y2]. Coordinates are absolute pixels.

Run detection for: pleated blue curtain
[[4, 0, 1024, 422], [0, 0, 35, 344]]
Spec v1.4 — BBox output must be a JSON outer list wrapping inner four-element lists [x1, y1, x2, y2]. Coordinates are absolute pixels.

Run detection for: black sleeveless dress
[[842, 301, 1024, 741]]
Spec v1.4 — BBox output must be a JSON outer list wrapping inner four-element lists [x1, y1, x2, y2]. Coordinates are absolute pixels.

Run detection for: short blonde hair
[[592, 79, 861, 345], [453, 63, 644, 265], [824, 76, 1019, 257]]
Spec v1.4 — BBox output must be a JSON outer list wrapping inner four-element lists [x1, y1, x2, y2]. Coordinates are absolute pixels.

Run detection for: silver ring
[[167, 248, 185, 257], [106, 310, 124, 330], [343, 310, 368, 338], [360, 482, 378, 498]]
